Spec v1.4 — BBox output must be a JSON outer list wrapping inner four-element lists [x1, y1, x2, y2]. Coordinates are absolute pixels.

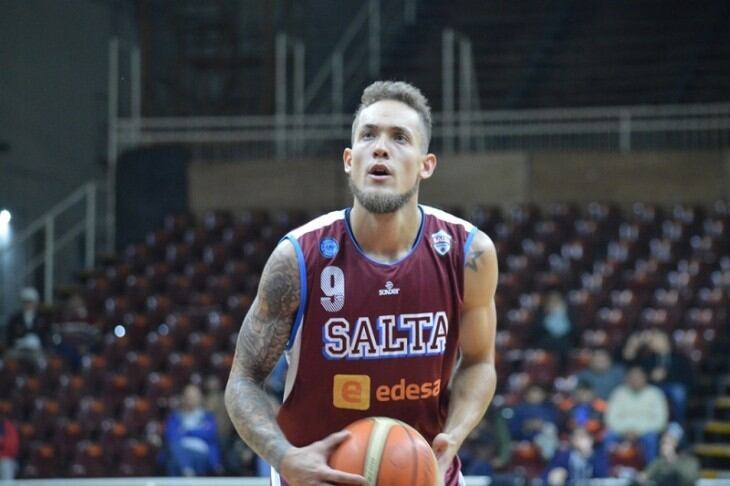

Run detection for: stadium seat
[[30, 398, 62, 441], [508, 441, 545, 479], [166, 352, 195, 390], [69, 440, 106, 477], [144, 372, 174, 415], [121, 396, 154, 435], [75, 397, 107, 439], [119, 439, 159, 476], [53, 420, 84, 464], [124, 351, 154, 393], [102, 372, 132, 415], [21, 442, 61, 478]]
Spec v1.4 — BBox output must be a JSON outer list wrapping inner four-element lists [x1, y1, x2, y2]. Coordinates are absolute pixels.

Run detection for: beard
[[349, 176, 419, 214]]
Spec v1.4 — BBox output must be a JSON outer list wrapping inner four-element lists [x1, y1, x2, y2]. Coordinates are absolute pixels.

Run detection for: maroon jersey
[[276, 205, 476, 480]]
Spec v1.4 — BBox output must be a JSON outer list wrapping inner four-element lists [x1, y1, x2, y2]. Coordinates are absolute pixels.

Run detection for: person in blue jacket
[[542, 427, 609, 485], [165, 383, 223, 476]]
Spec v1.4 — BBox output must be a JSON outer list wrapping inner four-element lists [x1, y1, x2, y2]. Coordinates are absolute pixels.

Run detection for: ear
[[419, 153, 437, 180], [343, 148, 353, 174]]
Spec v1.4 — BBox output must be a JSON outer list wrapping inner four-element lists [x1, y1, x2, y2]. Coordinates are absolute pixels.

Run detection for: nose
[[372, 135, 389, 159]]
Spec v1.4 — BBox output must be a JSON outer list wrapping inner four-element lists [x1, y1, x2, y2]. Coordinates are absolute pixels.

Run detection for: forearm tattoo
[[226, 244, 299, 468]]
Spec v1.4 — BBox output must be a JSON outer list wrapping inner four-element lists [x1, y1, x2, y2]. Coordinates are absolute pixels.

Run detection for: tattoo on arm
[[225, 242, 300, 468], [466, 249, 484, 272]]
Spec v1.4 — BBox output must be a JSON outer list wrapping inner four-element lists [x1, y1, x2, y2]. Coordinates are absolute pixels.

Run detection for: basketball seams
[[364, 417, 392, 485]]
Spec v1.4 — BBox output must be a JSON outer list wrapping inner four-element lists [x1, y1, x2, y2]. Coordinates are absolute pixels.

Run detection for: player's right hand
[[279, 430, 367, 486]]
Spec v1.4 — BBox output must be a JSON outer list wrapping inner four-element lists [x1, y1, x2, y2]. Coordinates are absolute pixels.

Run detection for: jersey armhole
[[282, 235, 308, 350], [462, 226, 478, 267]]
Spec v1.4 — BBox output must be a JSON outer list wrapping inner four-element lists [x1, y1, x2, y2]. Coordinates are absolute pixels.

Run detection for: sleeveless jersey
[[277, 205, 477, 452]]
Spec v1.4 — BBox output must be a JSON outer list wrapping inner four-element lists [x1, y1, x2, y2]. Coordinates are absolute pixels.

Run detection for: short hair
[[352, 81, 432, 152]]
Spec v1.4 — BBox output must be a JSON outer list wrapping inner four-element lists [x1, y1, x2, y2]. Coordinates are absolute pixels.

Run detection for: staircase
[[692, 335, 730, 479]]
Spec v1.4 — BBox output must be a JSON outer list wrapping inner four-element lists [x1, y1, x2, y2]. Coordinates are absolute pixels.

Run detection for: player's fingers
[[318, 429, 352, 451], [320, 467, 367, 485]]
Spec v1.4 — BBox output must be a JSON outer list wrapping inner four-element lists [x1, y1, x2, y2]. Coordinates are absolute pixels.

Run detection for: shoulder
[[287, 209, 345, 240], [421, 205, 474, 232], [464, 229, 497, 274]]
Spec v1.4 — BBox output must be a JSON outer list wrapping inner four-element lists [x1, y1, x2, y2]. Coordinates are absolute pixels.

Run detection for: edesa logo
[[333, 374, 370, 410]]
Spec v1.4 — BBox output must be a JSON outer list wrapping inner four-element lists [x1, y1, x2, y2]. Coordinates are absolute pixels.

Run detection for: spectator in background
[[542, 427, 609, 486], [605, 366, 669, 464], [5, 287, 48, 368], [531, 291, 577, 370], [53, 292, 99, 372], [459, 405, 512, 477], [638, 424, 699, 486], [576, 349, 625, 400], [0, 409, 19, 480], [624, 329, 692, 422], [165, 384, 223, 476], [509, 384, 560, 460], [559, 381, 606, 440]]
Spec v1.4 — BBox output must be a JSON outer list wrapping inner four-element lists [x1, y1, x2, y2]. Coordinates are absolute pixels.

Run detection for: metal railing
[[0, 183, 101, 321], [114, 102, 730, 159]]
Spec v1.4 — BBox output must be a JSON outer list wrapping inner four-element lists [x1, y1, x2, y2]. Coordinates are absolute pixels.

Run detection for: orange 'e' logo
[[333, 374, 370, 410]]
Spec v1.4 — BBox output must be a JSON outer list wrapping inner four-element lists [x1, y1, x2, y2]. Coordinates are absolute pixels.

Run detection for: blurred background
[[0, 0, 729, 483]]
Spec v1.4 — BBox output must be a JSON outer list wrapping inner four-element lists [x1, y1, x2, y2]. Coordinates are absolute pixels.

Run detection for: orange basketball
[[329, 417, 439, 486]]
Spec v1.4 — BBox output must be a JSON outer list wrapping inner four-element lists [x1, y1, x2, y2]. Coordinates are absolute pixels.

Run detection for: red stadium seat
[[609, 440, 645, 475], [121, 396, 154, 435], [21, 442, 61, 478], [144, 372, 174, 415], [124, 351, 155, 393], [509, 441, 545, 479], [99, 419, 129, 465], [75, 397, 107, 439], [30, 398, 62, 441], [57, 374, 87, 418], [102, 372, 131, 415], [119, 439, 159, 476], [81, 355, 108, 392], [145, 332, 174, 371], [53, 419, 84, 464], [69, 440, 106, 477], [166, 352, 196, 390]]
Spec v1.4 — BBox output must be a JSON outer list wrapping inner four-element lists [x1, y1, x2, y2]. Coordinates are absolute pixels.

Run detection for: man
[[542, 427, 609, 486], [576, 349, 625, 400], [5, 287, 47, 367], [225, 81, 498, 486], [165, 384, 223, 476], [605, 366, 669, 464]]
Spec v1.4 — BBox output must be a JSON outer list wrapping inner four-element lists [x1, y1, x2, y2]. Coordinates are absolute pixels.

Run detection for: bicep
[[230, 240, 300, 384], [461, 231, 498, 364]]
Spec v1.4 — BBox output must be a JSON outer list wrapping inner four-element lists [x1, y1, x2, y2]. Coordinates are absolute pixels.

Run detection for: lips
[[368, 163, 392, 177]]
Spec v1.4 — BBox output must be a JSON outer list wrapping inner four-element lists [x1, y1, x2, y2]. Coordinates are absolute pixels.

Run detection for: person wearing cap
[[4, 287, 48, 366]]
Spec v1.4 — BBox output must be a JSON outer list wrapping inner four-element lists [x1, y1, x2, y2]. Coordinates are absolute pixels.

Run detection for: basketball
[[329, 417, 439, 486]]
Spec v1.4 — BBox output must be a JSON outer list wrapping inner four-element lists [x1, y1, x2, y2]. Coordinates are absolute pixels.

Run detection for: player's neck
[[350, 201, 422, 263]]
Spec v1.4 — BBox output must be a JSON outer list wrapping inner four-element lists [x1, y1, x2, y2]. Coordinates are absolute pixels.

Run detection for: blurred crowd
[[1, 287, 700, 485]]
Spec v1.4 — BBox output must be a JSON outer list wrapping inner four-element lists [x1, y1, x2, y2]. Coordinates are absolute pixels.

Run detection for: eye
[[361, 130, 375, 140], [394, 133, 409, 143]]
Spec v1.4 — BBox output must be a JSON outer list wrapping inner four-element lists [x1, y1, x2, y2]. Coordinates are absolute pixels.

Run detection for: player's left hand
[[432, 432, 458, 484]]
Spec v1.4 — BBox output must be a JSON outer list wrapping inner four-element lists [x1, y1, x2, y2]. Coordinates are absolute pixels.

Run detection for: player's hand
[[432, 432, 458, 485], [279, 430, 367, 486]]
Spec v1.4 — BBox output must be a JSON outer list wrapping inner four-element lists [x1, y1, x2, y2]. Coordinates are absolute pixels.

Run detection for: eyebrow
[[359, 124, 412, 137]]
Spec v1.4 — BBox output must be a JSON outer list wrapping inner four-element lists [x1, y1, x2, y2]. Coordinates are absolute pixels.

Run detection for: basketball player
[[225, 81, 498, 486]]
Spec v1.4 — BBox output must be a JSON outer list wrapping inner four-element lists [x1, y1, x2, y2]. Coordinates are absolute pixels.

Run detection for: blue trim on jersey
[[343, 205, 426, 267], [463, 225, 478, 266], [284, 235, 308, 350]]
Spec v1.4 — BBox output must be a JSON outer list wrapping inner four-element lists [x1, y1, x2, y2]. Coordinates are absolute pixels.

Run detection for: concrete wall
[[188, 150, 729, 215], [0, 1, 133, 224]]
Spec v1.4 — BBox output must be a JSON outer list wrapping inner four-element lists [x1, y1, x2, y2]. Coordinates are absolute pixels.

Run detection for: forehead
[[357, 99, 423, 133]]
